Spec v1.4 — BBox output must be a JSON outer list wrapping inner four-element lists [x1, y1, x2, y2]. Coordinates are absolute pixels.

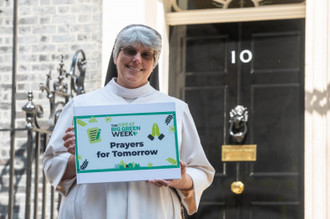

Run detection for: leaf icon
[[77, 119, 87, 127], [166, 157, 177, 166]]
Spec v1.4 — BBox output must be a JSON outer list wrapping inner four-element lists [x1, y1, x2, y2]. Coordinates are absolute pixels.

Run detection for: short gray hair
[[113, 24, 162, 66]]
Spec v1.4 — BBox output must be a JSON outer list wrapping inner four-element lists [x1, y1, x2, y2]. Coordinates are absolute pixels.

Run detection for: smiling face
[[114, 44, 155, 89]]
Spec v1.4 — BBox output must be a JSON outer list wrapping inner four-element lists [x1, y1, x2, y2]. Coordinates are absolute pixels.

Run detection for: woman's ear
[[113, 56, 117, 65]]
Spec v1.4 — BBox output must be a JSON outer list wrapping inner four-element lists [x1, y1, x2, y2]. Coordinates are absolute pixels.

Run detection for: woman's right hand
[[62, 126, 75, 155], [61, 126, 77, 181]]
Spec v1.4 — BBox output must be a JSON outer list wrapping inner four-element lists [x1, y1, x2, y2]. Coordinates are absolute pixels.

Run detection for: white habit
[[43, 79, 215, 219]]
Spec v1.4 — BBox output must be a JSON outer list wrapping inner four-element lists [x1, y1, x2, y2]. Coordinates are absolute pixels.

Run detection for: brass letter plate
[[222, 145, 257, 162]]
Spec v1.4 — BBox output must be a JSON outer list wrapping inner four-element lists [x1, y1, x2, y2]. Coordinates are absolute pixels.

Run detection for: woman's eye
[[126, 49, 136, 55], [142, 53, 153, 59]]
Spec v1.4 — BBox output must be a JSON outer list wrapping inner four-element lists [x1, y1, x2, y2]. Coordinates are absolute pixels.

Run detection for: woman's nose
[[132, 53, 142, 63]]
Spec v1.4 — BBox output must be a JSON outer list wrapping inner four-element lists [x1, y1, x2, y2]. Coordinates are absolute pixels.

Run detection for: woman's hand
[[146, 160, 193, 191], [62, 126, 75, 155], [61, 126, 76, 181]]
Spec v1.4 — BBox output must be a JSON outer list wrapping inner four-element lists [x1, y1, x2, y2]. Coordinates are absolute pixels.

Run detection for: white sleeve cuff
[[57, 177, 76, 196]]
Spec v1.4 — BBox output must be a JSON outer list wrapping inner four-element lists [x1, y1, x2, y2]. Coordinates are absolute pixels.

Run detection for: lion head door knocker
[[229, 105, 248, 143]]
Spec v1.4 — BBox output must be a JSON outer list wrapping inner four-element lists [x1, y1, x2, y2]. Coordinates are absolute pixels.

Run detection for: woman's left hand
[[147, 160, 193, 191]]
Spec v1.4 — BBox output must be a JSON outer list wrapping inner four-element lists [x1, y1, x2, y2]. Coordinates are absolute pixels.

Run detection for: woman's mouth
[[127, 65, 142, 72]]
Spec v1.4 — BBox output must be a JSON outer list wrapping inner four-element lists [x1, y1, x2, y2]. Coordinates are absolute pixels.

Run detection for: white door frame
[[165, 2, 306, 25]]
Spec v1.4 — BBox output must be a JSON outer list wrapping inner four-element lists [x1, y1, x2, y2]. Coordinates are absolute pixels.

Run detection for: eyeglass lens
[[122, 47, 154, 61]]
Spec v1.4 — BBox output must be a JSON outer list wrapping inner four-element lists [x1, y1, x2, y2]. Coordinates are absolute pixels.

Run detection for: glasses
[[121, 47, 154, 61]]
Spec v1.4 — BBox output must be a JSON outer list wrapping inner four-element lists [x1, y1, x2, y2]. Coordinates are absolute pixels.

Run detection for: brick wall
[[0, 0, 102, 218]]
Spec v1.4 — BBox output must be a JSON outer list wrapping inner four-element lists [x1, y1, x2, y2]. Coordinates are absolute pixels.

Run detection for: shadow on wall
[[305, 83, 330, 114]]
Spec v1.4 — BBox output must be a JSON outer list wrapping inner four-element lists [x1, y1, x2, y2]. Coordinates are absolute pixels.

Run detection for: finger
[[63, 141, 75, 151], [65, 126, 75, 133], [62, 132, 75, 141], [63, 137, 75, 148], [154, 179, 172, 187], [68, 149, 75, 155], [67, 145, 75, 155], [153, 182, 164, 187], [180, 160, 187, 172], [148, 179, 171, 186], [146, 179, 155, 184], [146, 180, 164, 188]]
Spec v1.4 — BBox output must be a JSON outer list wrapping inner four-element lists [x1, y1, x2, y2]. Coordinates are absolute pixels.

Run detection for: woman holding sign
[[43, 24, 215, 219]]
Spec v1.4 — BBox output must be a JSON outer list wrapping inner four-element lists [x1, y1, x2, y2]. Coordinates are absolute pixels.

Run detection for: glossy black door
[[168, 19, 304, 219]]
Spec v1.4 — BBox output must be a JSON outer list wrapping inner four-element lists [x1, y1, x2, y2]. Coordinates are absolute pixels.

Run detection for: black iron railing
[[0, 50, 86, 219]]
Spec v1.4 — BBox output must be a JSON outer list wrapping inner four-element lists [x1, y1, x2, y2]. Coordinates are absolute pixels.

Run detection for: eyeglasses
[[121, 47, 154, 62]]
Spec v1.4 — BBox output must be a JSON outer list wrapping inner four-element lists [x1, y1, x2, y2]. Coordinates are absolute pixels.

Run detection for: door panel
[[169, 19, 304, 219], [185, 87, 226, 156], [252, 32, 301, 71], [184, 36, 228, 73], [251, 85, 300, 173], [250, 204, 299, 219]]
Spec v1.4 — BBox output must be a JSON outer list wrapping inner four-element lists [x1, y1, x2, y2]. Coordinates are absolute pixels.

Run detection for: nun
[[43, 24, 215, 219]]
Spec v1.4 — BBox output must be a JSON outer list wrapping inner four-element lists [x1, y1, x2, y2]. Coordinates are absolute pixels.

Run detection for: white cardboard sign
[[73, 102, 180, 184]]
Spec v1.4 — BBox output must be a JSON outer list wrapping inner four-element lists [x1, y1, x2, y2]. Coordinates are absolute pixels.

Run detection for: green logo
[[111, 122, 140, 137], [87, 127, 102, 144]]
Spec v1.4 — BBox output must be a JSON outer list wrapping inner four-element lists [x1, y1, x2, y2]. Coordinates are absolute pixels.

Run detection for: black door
[[169, 19, 305, 219]]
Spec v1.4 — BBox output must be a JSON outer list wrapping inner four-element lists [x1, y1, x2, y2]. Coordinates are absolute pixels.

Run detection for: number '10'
[[231, 50, 253, 64]]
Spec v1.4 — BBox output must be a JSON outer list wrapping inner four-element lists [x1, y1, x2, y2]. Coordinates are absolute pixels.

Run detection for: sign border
[[74, 111, 180, 174]]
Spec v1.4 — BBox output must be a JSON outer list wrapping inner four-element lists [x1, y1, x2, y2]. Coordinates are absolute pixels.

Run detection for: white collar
[[105, 78, 156, 98]]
